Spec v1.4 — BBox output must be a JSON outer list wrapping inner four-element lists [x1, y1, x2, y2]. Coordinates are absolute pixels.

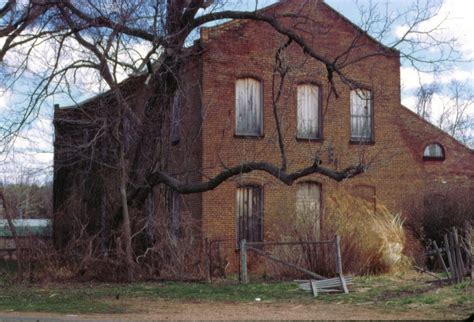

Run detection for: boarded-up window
[[296, 182, 321, 240], [236, 185, 263, 244], [423, 143, 444, 160], [170, 92, 182, 145], [297, 84, 320, 139], [350, 89, 373, 140], [235, 78, 263, 136]]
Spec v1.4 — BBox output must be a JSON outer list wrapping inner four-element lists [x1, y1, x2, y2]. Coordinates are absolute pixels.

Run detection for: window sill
[[296, 137, 323, 143], [349, 139, 375, 146], [234, 134, 265, 139], [423, 156, 445, 161]]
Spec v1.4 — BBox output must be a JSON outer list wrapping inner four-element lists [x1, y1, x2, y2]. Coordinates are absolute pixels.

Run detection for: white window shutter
[[296, 182, 321, 240], [297, 84, 320, 139], [236, 78, 262, 136]]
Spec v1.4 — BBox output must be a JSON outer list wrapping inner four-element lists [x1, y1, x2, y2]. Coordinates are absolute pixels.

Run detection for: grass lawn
[[0, 273, 472, 318]]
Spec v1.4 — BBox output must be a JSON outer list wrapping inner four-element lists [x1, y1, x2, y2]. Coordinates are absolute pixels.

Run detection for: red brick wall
[[196, 0, 474, 269]]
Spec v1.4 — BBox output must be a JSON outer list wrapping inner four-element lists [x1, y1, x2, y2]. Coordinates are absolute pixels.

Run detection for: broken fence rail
[[240, 235, 349, 295]]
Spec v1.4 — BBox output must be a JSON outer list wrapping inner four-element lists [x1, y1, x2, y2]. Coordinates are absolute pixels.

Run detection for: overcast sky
[[0, 0, 472, 184]]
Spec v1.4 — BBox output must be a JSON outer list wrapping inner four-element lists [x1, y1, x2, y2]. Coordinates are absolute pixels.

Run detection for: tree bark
[[0, 191, 23, 281]]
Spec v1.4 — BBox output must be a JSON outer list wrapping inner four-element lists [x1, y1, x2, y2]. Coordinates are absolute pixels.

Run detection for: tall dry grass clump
[[325, 190, 410, 275]]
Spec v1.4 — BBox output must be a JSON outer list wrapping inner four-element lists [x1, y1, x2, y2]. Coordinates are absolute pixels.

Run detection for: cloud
[[401, 66, 473, 91], [0, 88, 12, 112], [436, 0, 474, 59], [393, 0, 474, 60]]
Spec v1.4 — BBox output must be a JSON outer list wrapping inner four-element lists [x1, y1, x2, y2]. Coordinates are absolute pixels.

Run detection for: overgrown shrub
[[324, 191, 410, 275], [268, 189, 410, 278], [405, 188, 474, 245]]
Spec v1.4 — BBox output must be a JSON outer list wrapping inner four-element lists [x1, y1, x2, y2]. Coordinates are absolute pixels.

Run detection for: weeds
[[0, 273, 471, 318]]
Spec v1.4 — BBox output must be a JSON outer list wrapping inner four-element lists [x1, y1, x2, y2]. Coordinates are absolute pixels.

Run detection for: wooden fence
[[239, 235, 347, 293], [421, 223, 473, 284]]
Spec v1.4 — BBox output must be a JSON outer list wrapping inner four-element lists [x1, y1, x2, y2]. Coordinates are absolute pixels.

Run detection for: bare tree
[[1, 0, 466, 279], [415, 82, 439, 121], [437, 81, 474, 146]]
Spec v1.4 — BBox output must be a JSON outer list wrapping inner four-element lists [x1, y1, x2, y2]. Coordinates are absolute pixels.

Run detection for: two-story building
[[53, 0, 474, 271]]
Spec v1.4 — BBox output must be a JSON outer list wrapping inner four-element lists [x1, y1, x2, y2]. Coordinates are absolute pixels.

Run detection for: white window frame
[[296, 182, 321, 241], [423, 143, 445, 160], [235, 78, 263, 136], [297, 84, 321, 139], [350, 89, 373, 141]]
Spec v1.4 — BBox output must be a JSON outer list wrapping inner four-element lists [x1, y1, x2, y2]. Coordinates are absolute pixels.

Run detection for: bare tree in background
[[415, 82, 439, 121], [0, 0, 466, 279], [437, 81, 474, 146], [414, 80, 473, 147]]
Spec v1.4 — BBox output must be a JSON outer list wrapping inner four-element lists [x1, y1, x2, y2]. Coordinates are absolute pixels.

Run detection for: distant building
[[0, 219, 52, 259]]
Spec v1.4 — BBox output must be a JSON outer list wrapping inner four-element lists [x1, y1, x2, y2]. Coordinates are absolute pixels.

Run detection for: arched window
[[236, 185, 263, 244], [296, 182, 321, 240], [297, 84, 321, 139], [235, 78, 263, 136], [423, 143, 445, 161]]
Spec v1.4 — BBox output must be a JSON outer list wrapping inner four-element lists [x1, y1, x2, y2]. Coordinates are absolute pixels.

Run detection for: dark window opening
[[236, 185, 263, 245]]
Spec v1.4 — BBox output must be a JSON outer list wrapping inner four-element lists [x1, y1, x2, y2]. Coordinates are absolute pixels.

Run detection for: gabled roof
[[201, 0, 398, 54], [399, 105, 474, 153]]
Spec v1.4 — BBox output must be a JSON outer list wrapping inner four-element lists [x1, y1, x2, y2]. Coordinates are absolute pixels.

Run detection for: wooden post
[[310, 279, 318, 297], [449, 232, 460, 283], [444, 234, 455, 283], [240, 239, 248, 284], [453, 227, 465, 280], [335, 235, 348, 294], [464, 221, 473, 283], [433, 240, 450, 278], [204, 238, 211, 283], [335, 235, 342, 275]]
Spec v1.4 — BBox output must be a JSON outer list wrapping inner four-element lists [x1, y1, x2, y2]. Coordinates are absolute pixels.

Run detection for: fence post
[[335, 235, 342, 275], [444, 234, 455, 283], [449, 232, 460, 283], [204, 238, 211, 283], [453, 227, 465, 279], [240, 239, 248, 284], [464, 221, 473, 283], [433, 240, 450, 279], [335, 235, 348, 293]]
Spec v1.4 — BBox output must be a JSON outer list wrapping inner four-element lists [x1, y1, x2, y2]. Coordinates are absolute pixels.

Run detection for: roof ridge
[[201, 0, 398, 54], [400, 104, 474, 153]]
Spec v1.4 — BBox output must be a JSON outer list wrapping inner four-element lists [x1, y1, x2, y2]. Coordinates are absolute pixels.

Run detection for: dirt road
[[0, 298, 463, 321]]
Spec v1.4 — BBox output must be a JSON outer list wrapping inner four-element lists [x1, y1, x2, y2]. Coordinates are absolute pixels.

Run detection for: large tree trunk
[[120, 147, 134, 281], [0, 191, 23, 281]]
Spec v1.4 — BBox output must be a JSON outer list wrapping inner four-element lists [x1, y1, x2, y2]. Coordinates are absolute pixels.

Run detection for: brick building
[[54, 0, 473, 269]]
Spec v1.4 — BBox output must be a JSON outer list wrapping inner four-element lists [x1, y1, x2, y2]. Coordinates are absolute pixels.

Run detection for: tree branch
[[145, 161, 366, 194]]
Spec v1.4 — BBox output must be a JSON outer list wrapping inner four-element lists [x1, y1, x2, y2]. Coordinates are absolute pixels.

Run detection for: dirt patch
[[0, 298, 464, 321]]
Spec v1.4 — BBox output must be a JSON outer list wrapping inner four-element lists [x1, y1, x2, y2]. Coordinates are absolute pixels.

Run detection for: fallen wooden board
[[295, 276, 353, 284], [297, 276, 353, 296]]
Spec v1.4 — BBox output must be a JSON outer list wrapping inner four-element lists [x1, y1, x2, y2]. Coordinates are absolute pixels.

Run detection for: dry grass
[[267, 189, 410, 278], [324, 190, 410, 275]]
